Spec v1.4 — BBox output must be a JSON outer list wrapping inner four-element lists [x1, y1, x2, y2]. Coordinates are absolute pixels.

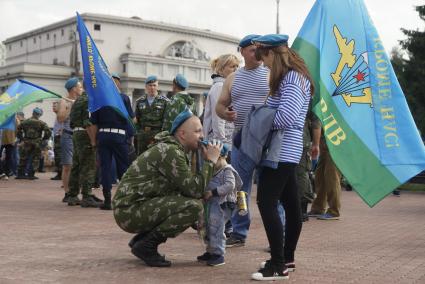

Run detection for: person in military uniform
[[16, 108, 51, 179], [162, 74, 197, 132], [66, 91, 103, 207], [90, 93, 132, 210], [113, 110, 222, 267], [112, 73, 136, 162], [296, 105, 321, 222], [135, 75, 168, 155]]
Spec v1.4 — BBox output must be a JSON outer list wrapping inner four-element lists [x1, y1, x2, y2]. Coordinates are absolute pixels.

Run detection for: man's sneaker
[[207, 254, 225, 266], [317, 213, 339, 220], [89, 195, 103, 203], [260, 260, 296, 272], [307, 210, 323, 217], [225, 236, 245, 247], [197, 252, 212, 262], [80, 196, 101, 208], [67, 196, 81, 206], [252, 265, 289, 281], [62, 193, 70, 203]]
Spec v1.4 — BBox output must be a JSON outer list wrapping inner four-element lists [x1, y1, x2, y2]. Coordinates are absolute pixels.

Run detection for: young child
[[197, 144, 242, 266]]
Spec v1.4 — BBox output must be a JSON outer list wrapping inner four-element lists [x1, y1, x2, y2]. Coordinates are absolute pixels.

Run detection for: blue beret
[[16, 111, 25, 117], [239, 34, 260, 48], [170, 109, 193, 134], [111, 73, 121, 80], [252, 34, 289, 47], [174, 74, 188, 89], [202, 91, 208, 98], [65, 77, 79, 91], [220, 143, 230, 157], [33, 107, 43, 116], [145, 75, 158, 84]]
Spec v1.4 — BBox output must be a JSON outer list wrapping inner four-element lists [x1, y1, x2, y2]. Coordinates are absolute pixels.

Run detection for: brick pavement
[[0, 173, 424, 283]]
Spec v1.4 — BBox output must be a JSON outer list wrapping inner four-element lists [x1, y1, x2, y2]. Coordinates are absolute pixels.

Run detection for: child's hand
[[203, 191, 213, 201]]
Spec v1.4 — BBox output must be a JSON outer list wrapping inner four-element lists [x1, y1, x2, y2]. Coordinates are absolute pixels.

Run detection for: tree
[[391, 5, 425, 136]]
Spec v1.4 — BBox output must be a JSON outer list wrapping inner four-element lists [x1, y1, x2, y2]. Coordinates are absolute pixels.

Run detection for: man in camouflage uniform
[[113, 109, 221, 267], [296, 105, 321, 221], [16, 108, 51, 179], [135, 75, 168, 155], [67, 92, 102, 207], [162, 74, 197, 132]]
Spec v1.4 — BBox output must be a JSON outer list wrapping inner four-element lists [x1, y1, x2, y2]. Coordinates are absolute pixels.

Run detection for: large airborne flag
[[0, 80, 61, 129], [76, 13, 130, 120], [292, 0, 425, 206]]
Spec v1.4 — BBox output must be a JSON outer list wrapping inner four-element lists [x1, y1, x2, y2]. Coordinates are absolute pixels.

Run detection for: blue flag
[[292, 0, 425, 206], [0, 80, 61, 129], [76, 13, 130, 121]]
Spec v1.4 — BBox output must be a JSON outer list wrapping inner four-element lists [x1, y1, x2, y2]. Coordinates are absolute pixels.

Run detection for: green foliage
[[391, 5, 425, 136]]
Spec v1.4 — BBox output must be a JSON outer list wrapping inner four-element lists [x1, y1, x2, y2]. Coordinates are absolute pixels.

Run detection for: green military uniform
[[113, 131, 214, 238], [296, 107, 321, 205], [135, 94, 168, 155], [162, 92, 197, 132], [68, 93, 97, 204], [16, 117, 51, 178]]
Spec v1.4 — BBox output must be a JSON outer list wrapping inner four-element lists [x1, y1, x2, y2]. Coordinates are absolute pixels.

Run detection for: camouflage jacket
[[162, 92, 197, 132], [70, 93, 92, 129], [17, 117, 51, 141], [135, 95, 168, 130], [113, 131, 214, 208], [302, 101, 321, 149]]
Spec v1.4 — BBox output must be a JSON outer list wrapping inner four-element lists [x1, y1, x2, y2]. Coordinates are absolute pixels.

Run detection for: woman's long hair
[[256, 45, 315, 97]]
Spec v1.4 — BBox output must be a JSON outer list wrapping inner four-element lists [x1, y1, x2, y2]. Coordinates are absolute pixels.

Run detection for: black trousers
[[257, 162, 302, 266]]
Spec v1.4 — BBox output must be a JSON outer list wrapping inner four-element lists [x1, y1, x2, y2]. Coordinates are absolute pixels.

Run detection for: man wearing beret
[[66, 89, 102, 207], [162, 74, 197, 132], [216, 34, 270, 247], [57, 77, 83, 202], [16, 108, 51, 179], [113, 109, 222, 267], [135, 75, 168, 155]]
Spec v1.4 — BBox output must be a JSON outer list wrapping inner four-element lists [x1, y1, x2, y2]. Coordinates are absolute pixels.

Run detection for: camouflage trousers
[[136, 130, 160, 156], [68, 131, 96, 197], [18, 140, 41, 174], [296, 147, 315, 204], [113, 196, 203, 238], [53, 135, 62, 173]]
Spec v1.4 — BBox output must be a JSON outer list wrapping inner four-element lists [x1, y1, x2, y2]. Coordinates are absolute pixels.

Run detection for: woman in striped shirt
[[251, 34, 315, 281]]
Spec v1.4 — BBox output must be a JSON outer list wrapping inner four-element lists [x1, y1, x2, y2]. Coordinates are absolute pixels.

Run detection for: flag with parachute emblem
[[0, 80, 61, 129], [292, 0, 425, 206]]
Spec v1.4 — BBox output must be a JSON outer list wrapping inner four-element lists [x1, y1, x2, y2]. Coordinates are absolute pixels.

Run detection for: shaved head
[[174, 116, 203, 151]]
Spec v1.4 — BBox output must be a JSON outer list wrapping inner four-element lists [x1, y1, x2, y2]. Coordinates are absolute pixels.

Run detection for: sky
[[0, 0, 423, 54]]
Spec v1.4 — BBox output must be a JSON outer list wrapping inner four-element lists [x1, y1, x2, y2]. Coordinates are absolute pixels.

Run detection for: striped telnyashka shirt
[[231, 65, 269, 130], [266, 70, 311, 163]]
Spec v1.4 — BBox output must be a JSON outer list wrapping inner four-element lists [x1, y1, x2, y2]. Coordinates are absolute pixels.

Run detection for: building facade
[[0, 13, 240, 126], [0, 43, 5, 67]]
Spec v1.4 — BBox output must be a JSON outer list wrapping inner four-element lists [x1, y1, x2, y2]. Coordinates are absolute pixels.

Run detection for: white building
[[0, 13, 240, 126], [0, 43, 5, 67]]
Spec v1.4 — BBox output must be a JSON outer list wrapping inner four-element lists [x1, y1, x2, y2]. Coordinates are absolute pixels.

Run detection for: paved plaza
[[1, 173, 424, 283]]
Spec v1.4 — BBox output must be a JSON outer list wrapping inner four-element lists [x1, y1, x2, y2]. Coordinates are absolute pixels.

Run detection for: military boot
[[27, 171, 39, 180], [15, 170, 27, 179], [131, 232, 171, 267], [99, 189, 112, 210], [128, 232, 148, 248], [80, 196, 101, 208]]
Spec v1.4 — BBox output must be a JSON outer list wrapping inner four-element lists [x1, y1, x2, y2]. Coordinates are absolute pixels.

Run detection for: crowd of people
[[1, 33, 348, 281]]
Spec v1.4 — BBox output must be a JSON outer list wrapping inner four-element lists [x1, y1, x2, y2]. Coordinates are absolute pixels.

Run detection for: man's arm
[[310, 115, 322, 160], [86, 125, 98, 146], [216, 72, 237, 122]]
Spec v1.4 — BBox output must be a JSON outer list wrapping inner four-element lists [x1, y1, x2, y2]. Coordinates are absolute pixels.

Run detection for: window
[[33, 37, 36, 44], [123, 63, 126, 73], [61, 29, 64, 36], [20, 41, 23, 47], [8, 45, 11, 51], [46, 33, 50, 40], [94, 24, 101, 31]]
